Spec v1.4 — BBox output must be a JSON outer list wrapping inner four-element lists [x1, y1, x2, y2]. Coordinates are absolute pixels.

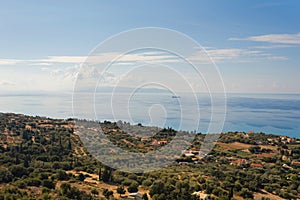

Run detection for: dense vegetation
[[0, 113, 299, 200]]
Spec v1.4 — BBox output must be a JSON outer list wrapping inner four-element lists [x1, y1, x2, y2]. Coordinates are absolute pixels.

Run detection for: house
[[190, 148, 200, 155], [282, 164, 293, 170], [128, 192, 143, 200], [291, 161, 300, 166], [202, 194, 212, 200], [152, 140, 159, 146], [190, 147, 198, 151], [255, 153, 274, 158], [141, 137, 150, 142], [280, 136, 287, 140], [184, 153, 195, 157], [158, 140, 168, 145], [38, 123, 53, 128], [182, 150, 196, 157], [267, 138, 279, 143], [192, 191, 212, 200], [182, 149, 202, 157], [287, 138, 295, 144], [230, 159, 249, 166], [251, 163, 264, 168], [152, 140, 168, 146]]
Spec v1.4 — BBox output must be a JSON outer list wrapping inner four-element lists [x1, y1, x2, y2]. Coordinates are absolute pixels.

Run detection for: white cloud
[[41, 65, 80, 81], [39, 56, 86, 63], [229, 33, 300, 45], [189, 48, 288, 63], [1, 46, 283, 68], [267, 56, 288, 61], [253, 44, 293, 49], [30, 62, 53, 66], [207, 48, 260, 60], [0, 80, 15, 86], [118, 51, 179, 64], [0, 52, 179, 67], [0, 56, 86, 65], [85, 51, 180, 66], [0, 59, 21, 65]]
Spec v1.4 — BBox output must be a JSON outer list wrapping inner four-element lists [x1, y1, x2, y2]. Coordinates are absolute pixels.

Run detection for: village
[[1, 113, 300, 199]]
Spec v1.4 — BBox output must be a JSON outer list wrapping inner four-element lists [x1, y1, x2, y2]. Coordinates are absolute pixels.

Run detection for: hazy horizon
[[0, 1, 300, 94], [0, 1, 299, 137]]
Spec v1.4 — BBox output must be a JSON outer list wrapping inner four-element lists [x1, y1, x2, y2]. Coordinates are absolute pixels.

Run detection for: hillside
[[0, 113, 299, 200]]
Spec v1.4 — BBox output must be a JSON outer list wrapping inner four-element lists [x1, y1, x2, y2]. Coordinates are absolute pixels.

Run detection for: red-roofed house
[[256, 153, 274, 158], [291, 161, 300, 166], [152, 140, 159, 146], [251, 163, 264, 168]]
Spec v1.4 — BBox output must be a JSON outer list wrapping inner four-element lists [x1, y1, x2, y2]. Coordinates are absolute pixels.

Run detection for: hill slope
[[0, 113, 299, 200]]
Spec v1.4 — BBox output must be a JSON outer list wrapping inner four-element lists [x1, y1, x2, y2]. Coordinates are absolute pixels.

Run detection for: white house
[[128, 192, 143, 200]]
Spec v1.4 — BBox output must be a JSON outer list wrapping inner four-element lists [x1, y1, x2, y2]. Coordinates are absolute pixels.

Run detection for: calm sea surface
[[0, 93, 299, 138]]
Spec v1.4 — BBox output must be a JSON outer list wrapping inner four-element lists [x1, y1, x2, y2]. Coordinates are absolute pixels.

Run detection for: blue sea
[[0, 92, 299, 138]]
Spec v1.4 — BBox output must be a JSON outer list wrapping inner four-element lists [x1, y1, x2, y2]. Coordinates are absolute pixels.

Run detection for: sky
[[0, 0, 300, 94]]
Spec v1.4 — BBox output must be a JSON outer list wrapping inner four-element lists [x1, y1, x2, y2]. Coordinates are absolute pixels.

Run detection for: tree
[[228, 186, 234, 200], [150, 181, 165, 197], [239, 188, 253, 199], [91, 188, 99, 197], [101, 166, 113, 182], [26, 178, 41, 187], [117, 186, 125, 197], [77, 173, 85, 181], [142, 193, 149, 200], [23, 157, 29, 168], [98, 167, 102, 181], [42, 179, 55, 189], [60, 183, 71, 195], [15, 154, 20, 164], [68, 138, 72, 150], [128, 181, 139, 193], [59, 136, 63, 150], [249, 146, 261, 154], [102, 189, 113, 199], [57, 170, 68, 180], [142, 179, 153, 187], [9, 165, 28, 178], [0, 169, 13, 183]]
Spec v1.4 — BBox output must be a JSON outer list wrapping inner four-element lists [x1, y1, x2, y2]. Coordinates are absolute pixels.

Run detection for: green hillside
[[0, 113, 299, 200]]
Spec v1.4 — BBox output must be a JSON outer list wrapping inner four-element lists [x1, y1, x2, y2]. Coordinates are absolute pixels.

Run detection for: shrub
[[142, 193, 149, 200], [42, 179, 55, 189], [40, 173, 49, 180], [102, 189, 113, 199], [14, 180, 27, 189], [91, 188, 99, 196], [239, 188, 253, 199], [26, 178, 41, 187], [128, 181, 139, 193], [60, 183, 71, 195], [0, 169, 13, 183], [128, 173, 137, 180], [56, 170, 69, 181], [76, 173, 85, 181], [116, 186, 125, 197], [122, 178, 133, 186], [9, 165, 28, 178], [142, 179, 153, 187]]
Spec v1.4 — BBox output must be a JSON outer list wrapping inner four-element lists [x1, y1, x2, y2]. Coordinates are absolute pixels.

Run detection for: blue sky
[[0, 0, 300, 93]]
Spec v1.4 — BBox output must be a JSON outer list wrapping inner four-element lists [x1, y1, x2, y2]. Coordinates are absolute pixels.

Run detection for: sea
[[0, 92, 299, 138]]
